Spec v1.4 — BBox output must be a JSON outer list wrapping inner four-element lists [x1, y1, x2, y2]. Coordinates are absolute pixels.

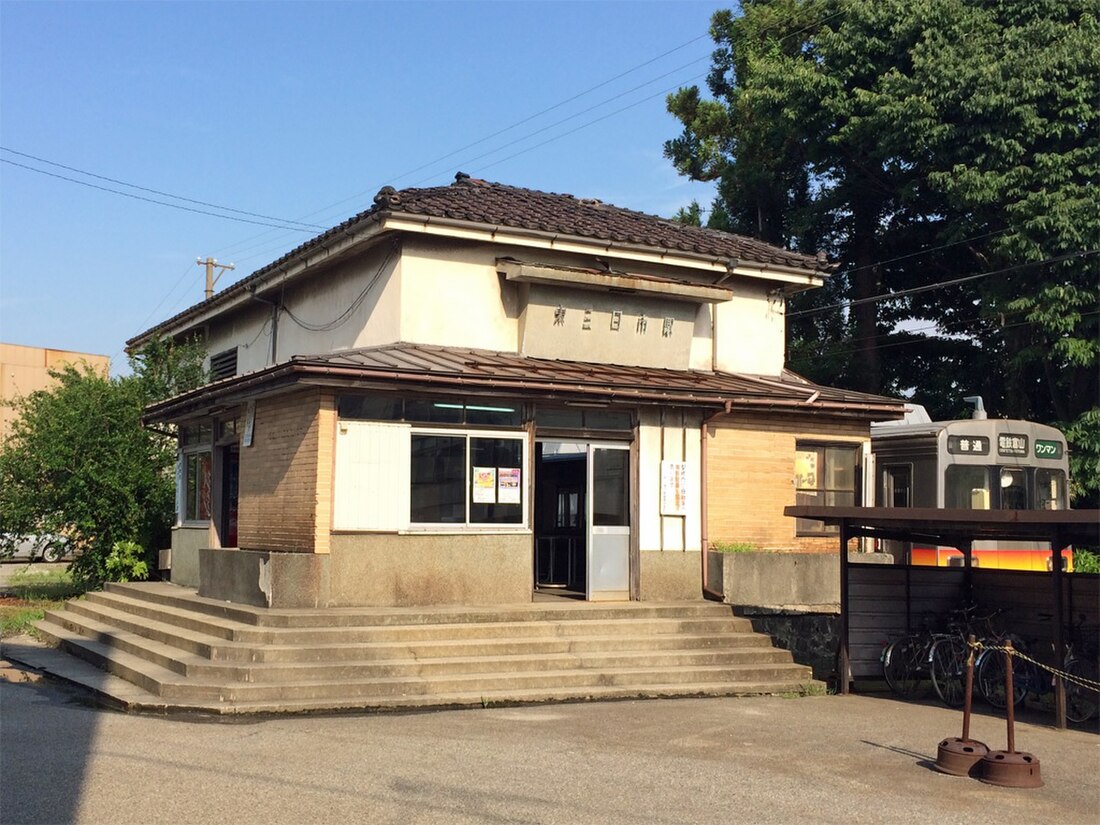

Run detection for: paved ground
[[1, 656, 1097, 825]]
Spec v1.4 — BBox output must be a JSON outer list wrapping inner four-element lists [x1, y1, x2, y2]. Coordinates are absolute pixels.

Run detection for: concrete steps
[[35, 582, 819, 714]]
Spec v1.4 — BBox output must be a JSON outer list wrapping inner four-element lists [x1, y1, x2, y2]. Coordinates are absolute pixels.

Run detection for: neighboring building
[[129, 174, 903, 608], [0, 343, 111, 444]]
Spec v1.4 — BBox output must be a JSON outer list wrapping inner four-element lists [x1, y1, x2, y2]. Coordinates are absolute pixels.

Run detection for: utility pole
[[197, 257, 235, 300]]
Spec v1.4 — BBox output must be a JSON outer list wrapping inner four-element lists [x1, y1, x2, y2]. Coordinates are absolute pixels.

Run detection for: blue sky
[[1, 1, 725, 370]]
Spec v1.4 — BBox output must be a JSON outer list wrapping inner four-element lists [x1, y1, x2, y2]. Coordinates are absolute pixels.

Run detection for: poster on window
[[498, 467, 521, 504], [794, 450, 818, 491], [661, 460, 688, 516], [472, 467, 497, 503]]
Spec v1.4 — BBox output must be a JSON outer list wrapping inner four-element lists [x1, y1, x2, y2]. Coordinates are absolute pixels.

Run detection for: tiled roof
[[129, 175, 830, 347], [144, 342, 905, 421]]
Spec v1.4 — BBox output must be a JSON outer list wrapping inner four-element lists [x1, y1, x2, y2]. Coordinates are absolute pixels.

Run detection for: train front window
[[1035, 469, 1067, 510], [945, 466, 990, 509], [998, 468, 1028, 509]]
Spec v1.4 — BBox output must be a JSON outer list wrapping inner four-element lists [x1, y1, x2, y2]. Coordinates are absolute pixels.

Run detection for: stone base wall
[[329, 533, 532, 607], [198, 547, 332, 608], [639, 551, 703, 601], [168, 526, 210, 588], [738, 609, 840, 682]]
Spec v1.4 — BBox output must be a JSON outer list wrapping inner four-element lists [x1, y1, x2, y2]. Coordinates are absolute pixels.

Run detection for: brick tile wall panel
[[238, 390, 323, 552], [707, 413, 869, 554]]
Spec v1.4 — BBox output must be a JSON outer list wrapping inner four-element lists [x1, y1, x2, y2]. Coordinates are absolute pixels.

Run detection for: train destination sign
[[997, 433, 1029, 457], [1034, 439, 1063, 460], [946, 435, 989, 455]]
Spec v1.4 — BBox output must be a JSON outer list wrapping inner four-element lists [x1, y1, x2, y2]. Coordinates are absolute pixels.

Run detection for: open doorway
[[534, 441, 630, 601]]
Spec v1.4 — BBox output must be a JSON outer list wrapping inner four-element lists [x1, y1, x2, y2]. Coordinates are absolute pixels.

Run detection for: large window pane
[[1036, 469, 1066, 511], [185, 452, 212, 521], [465, 403, 521, 427], [404, 400, 464, 424], [998, 468, 1028, 510], [945, 465, 990, 509], [593, 449, 629, 526], [469, 437, 524, 524], [339, 395, 403, 421], [795, 443, 857, 535], [410, 435, 466, 523]]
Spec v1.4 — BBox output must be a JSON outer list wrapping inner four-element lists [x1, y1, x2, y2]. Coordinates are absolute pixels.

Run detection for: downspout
[[249, 288, 280, 366], [700, 400, 732, 599]]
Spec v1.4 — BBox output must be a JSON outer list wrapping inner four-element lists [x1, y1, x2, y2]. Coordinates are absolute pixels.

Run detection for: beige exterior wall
[[329, 533, 532, 606], [399, 239, 520, 352], [712, 282, 786, 375], [195, 235, 789, 378], [637, 407, 703, 553], [0, 343, 110, 443], [706, 413, 869, 553], [237, 389, 333, 553]]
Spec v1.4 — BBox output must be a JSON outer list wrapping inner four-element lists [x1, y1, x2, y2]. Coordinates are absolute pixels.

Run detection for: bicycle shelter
[[783, 506, 1100, 729]]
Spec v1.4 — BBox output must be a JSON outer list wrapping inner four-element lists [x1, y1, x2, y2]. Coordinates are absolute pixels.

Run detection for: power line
[[787, 250, 1098, 319], [1, 158, 322, 233], [789, 309, 1100, 366], [0, 147, 326, 230]]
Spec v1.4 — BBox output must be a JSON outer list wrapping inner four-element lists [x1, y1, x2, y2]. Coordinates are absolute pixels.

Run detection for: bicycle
[[927, 606, 1010, 708], [881, 612, 947, 699]]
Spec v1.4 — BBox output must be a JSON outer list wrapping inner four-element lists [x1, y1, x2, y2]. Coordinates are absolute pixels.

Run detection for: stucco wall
[[712, 282, 785, 375], [707, 413, 869, 552], [329, 533, 532, 606]]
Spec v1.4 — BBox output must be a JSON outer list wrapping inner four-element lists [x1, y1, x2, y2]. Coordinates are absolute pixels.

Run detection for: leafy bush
[[1073, 548, 1100, 574], [712, 541, 759, 553], [104, 540, 150, 583]]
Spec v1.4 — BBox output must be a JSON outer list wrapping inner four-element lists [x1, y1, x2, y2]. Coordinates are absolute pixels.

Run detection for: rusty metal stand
[[980, 640, 1043, 788], [935, 635, 988, 776]]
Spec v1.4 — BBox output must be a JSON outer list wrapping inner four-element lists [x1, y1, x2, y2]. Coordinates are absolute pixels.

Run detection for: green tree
[[0, 339, 205, 586], [666, 0, 1099, 500]]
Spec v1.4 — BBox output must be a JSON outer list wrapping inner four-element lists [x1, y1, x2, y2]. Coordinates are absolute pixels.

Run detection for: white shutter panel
[[333, 421, 410, 531]]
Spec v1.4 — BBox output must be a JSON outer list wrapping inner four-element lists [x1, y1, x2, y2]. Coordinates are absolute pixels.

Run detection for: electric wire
[[280, 240, 399, 332], [788, 309, 1100, 366], [0, 158, 320, 233], [0, 147, 326, 230], [787, 250, 1098, 319]]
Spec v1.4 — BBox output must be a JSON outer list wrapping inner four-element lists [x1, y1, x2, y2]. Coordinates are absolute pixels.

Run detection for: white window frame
[[408, 427, 529, 531]]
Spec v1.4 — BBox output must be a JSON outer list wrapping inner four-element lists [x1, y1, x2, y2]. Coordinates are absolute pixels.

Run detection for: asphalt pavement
[[1, 657, 1097, 825]]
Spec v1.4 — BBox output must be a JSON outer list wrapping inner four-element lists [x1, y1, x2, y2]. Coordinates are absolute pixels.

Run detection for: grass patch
[[711, 541, 759, 553], [1, 568, 84, 639], [7, 568, 84, 600]]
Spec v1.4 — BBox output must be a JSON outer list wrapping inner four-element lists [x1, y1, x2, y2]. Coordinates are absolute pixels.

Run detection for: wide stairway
[[35, 582, 817, 715]]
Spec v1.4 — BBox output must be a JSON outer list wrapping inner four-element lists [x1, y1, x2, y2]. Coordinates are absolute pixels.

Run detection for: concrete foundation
[[329, 533, 532, 607], [639, 551, 702, 601], [198, 548, 332, 608]]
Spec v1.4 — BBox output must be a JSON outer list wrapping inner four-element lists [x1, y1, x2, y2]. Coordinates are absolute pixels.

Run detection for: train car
[[870, 401, 1071, 571]]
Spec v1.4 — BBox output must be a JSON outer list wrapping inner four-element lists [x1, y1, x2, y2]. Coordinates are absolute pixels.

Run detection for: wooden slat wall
[[848, 564, 965, 678], [971, 570, 1099, 666], [848, 565, 1099, 679]]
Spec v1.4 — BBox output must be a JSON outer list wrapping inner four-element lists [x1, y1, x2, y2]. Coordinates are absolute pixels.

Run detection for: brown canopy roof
[[145, 342, 905, 422]]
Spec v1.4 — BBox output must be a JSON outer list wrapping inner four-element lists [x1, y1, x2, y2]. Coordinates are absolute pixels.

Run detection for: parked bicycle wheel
[[976, 648, 1027, 708], [883, 638, 925, 698], [929, 637, 967, 708], [1064, 658, 1099, 723]]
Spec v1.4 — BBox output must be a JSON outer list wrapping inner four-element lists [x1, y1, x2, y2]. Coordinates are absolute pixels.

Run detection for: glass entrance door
[[587, 444, 630, 601]]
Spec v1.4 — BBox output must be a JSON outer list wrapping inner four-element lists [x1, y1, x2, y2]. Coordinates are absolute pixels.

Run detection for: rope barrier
[[967, 639, 1100, 692]]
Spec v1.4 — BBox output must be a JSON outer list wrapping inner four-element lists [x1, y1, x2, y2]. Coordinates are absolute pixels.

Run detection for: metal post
[[839, 520, 851, 695], [962, 635, 976, 742], [1005, 640, 1016, 754], [1051, 531, 1067, 730]]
